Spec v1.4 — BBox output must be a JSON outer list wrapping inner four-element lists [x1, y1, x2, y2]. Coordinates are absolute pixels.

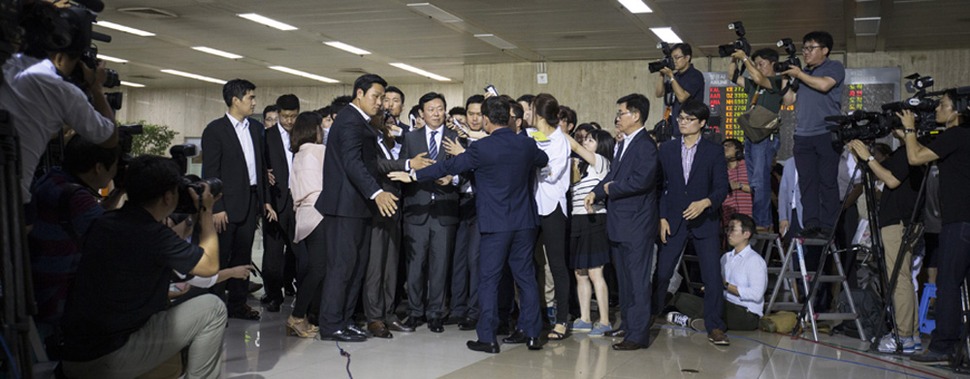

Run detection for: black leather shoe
[[346, 324, 369, 338], [502, 330, 527, 344], [259, 295, 275, 305], [263, 298, 282, 313], [526, 337, 543, 350], [228, 305, 261, 321], [321, 329, 366, 342], [403, 316, 424, 330], [428, 318, 444, 333], [466, 340, 500, 354], [444, 316, 463, 325], [496, 321, 512, 336], [603, 328, 626, 338], [612, 340, 645, 351], [388, 320, 415, 333], [458, 317, 478, 331], [248, 282, 263, 294]]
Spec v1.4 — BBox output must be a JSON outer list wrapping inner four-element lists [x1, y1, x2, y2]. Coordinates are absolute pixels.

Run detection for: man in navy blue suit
[[391, 97, 548, 353], [653, 99, 731, 346], [585, 93, 659, 351]]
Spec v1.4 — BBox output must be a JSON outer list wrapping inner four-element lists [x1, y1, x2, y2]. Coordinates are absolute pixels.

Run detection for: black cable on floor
[[335, 341, 352, 379]]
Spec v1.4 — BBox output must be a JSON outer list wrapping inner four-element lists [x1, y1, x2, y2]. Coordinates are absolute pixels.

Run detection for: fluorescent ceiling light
[[237, 13, 298, 31], [407, 3, 463, 23], [120, 81, 145, 88], [324, 41, 371, 55], [617, 0, 653, 13], [160, 69, 227, 84], [649, 27, 683, 43], [192, 46, 244, 59], [474, 34, 517, 50], [97, 54, 127, 63], [269, 66, 339, 83], [95, 21, 156, 37], [389, 63, 450, 82]]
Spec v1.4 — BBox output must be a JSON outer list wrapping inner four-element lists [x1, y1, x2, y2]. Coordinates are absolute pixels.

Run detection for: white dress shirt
[[534, 126, 570, 216], [226, 113, 258, 186], [721, 245, 768, 316], [617, 127, 645, 162]]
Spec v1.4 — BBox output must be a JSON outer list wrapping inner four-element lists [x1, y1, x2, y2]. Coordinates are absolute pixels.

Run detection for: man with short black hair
[[201, 78, 268, 321], [60, 155, 224, 379], [315, 74, 399, 342], [654, 43, 705, 139], [260, 94, 300, 312], [781, 31, 845, 239], [517, 94, 535, 129]]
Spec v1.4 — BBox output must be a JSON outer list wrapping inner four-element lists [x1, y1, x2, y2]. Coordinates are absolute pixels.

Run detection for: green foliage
[[128, 121, 179, 156]]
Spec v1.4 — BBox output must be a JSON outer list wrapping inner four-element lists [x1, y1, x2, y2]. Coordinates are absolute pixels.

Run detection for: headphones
[[723, 139, 744, 161]]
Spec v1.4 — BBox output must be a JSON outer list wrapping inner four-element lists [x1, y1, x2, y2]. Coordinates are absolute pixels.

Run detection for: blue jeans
[[745, 136, 780, 228]]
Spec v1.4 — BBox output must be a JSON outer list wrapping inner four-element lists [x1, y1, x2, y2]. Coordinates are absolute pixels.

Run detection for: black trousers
[[536, 205, 570, 324], [261, 198, 296, 302], [319, 216, 370, 335], [215, 191, 259, 311], [364, 215, 402, 322], [653, 225, 726, 332], [451, 195, 480, 319], [292, 222, 325, 319], [793, 134, 841, 230], [403, 216, 456, 320]]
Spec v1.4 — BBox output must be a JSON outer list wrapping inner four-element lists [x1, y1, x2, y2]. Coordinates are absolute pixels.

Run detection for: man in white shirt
[[666, 213, 767, 332]]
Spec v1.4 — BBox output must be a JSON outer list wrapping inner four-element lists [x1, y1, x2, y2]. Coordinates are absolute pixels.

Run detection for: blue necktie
[[429, 130, 439, 160], [614, 138, 626, 162]]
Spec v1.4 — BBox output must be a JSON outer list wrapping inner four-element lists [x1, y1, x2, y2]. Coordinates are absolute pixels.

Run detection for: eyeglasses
[[677, 116, 698, 123], [616, 111, 632, 118], [672, 55, 687, 61], [724, 227, 744, 235], [802, 45, 823, 53]]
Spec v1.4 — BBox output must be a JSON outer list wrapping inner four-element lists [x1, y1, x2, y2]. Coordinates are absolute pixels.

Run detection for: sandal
[[547, 323, 568, 340]]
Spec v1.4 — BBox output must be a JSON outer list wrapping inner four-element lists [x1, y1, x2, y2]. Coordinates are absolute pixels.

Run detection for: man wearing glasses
[[654, 43, 705, 139], [781, 31, 846, 239], [652, 100, 731, 346]]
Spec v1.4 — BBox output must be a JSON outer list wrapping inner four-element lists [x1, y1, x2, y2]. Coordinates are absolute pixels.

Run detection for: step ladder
[[765, 237, 866, 341]]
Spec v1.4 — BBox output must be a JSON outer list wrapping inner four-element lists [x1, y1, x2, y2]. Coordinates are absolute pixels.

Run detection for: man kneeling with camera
[[59, 155, 225, 379]]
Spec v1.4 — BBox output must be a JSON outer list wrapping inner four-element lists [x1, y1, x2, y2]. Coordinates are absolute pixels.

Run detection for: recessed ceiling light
[[389, 63, 450, 82], [160, 69, 226, 84], [269, 66, 339, 83], [95, 20, 156, 37], [324, 41, 371, 56], [617, 0, 653, 13], [192, 46, 244, 59], [407, 3, 463, 23], [474, 34, 517, 50], [97, 54, 127, 63], [120, 81, 145, 88], [649, 27, 683, 43], [237, 13, 298, 31]]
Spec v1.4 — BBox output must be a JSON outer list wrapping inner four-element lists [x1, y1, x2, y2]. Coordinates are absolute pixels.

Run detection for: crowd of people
[[8, 17, 970, 377]]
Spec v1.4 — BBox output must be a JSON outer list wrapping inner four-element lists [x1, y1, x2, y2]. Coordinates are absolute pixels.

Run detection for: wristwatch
[[903, 128, 916, 134], [866, 155, 875, 163]]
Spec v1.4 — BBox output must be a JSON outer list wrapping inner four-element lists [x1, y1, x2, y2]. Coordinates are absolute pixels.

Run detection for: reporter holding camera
[[896, 90, 970, 363], [60, 155, 225, 379], [781, 31, 845, 239], [2, 2, 118, 204], [728, 48, 784, 233], [653, 43, 704, 138], [845, 135, 923, 354]]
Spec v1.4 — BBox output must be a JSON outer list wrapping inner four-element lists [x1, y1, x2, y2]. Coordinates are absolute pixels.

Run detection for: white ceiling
[[91, 0, 970, 88]]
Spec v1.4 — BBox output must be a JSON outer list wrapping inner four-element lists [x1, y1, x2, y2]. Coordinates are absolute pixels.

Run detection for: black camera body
[[718, 22, 750, 58], [773, 38, 801, 73], [169, 144, 223, 214], [111, 124, 143, 189], [648, 42, 674, 73], [826, 111, 893, 142]]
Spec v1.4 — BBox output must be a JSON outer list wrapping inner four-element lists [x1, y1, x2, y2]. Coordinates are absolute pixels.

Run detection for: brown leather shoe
[[708, 329, 730, 346], [367, 321, 393, 339], [387, 320, 415, 333]]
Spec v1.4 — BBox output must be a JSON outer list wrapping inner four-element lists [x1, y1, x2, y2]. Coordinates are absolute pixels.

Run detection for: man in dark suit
[[314, 74, 398, 342], [399, 92, 460, 333], [585, 93, 659, 351], [201, 78, 268, 320], [653, 99, 730, 346], [260, 94, 300, 312], [392, 96, 548, 353]]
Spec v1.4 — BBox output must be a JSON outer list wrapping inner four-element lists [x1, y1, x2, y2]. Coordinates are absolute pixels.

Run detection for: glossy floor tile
[[219, 297, 962, 379]]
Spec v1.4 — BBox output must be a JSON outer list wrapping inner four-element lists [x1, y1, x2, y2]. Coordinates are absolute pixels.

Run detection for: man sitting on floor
[[666, 213, 767, 335]]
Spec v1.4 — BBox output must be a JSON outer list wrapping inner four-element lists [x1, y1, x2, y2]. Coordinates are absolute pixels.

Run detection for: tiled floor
[[219, 298, 960, 379]]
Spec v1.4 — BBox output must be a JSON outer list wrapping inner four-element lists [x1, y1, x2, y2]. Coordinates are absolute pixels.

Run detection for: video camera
[[169, 144, 223, 214], [881, 74, 940, 131], [826, 111, 892, 143], [718, 21, 750, 58], [648, 42, 674, 73]]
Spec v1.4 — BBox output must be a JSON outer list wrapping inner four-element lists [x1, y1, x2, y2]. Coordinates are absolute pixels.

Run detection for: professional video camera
[[648, 42, 674, 73], [718, 21, 750, 58], [169, 144, 223, 214], [826, 111, 892, 143], [111, 123, 143, 188], [881, 74, 940, 132]]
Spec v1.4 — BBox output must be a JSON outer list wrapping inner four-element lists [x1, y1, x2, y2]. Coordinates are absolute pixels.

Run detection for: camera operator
[[28, 136, 122, 338], [780, 31, 845, 239], [845, 136, 923, 354], [59, 155, 225, 379], [897, 90, 970, 363], [653, 43, 704, 138], [728, 48, 785, 233], [1, 1, 118, 204]]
